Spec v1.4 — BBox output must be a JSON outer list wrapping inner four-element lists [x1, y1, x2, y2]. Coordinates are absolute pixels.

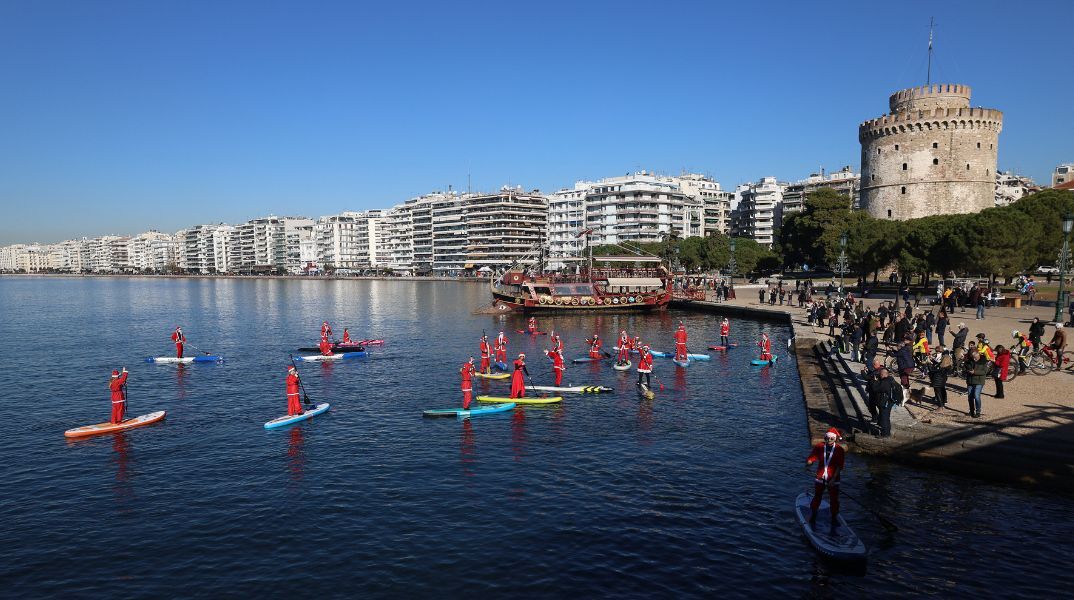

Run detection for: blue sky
[[1, 0, 1070, 244]]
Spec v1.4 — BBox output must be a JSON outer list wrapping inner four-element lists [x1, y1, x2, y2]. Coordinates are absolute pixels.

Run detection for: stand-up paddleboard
[[673, 358, 690, 368], [476, 396, 562, 405], [297, 345, 365, 353], [355, 339, 385, 346], [708, 344, 739, 351], [639, 383, 655, 399], [751, 355, 778, 366], [65, 411, 167, 438], [614, 346, 640, 355], [529, 385, 612, 394], [650, 351, 710, 361], [613, 360, 632, 371], [264, 403, 330, 429], [423, 402, 516, 418], [795, 492, 866, 561], [294, 352, 366, 362], [145, 356, 223, 364], [475, 371, 511, 380], [494, 361, 509, 371], [571, 356, 606, 363], [515, 329, 547, 336]]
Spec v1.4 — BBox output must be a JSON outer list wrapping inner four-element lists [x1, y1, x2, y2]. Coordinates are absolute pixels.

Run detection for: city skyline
[[2, 0, 1071, 245]]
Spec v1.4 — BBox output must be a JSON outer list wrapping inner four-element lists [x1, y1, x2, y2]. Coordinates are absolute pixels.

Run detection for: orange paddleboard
[[64, 411, 167, 438]]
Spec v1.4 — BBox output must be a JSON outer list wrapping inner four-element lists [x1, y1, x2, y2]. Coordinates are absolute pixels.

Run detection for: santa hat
[[287, 365, 296, 371], [825, 427, 840, 440], [111, 370, 120, 377], [518, 353, 526, 359]]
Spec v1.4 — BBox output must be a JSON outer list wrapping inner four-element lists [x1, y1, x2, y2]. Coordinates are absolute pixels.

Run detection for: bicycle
[[1038, 346, 1074, 374], [1006, 351, 1050, 380]]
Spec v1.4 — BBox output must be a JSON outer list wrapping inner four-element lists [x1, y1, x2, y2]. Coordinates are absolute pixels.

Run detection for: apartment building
[[582, 172, 700, 247], [464, 187, 547, 272], [315, 211, 384, 271], [547, 184, 587, 271], [781, 166, 860, 213], [730, 177, 785, 247], [128, 231, 177, 272], [178, 225, 228, 273]]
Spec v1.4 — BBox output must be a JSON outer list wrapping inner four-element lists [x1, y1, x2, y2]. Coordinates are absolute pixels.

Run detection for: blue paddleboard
[[423, 402, 516, 418], [264, 403, 330, 429], [751, 355, 779, 366]]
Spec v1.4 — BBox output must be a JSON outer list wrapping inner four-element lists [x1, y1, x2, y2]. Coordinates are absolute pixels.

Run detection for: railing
[[672, 289, 706, 301]]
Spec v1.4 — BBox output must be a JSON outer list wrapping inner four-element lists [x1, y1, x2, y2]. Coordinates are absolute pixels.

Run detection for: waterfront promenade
[[674, 288, 1074, 493]]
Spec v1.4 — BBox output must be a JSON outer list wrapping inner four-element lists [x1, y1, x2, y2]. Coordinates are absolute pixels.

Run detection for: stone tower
[[858, 84, 1003, 220]]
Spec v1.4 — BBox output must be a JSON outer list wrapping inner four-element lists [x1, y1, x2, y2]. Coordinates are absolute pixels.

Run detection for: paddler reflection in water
[[806, 428, 846, 533], [510, 353, 529, 399], [460, 357, 476, 409], [109, 368, 129, 424], [286, 365, 303, 416]]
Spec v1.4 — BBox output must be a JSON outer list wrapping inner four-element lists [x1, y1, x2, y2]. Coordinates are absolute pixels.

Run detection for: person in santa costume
[[806, 427, 846, 532]]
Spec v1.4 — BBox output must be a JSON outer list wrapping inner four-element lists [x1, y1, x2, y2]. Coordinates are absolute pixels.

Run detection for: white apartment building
[[382, 203, 415, 273], [666, 173, 732, 236], [179, 225, 228, 273], [547, 183, 587, 271], [781, 166, 860, 214], [315, 211, 384, 272], [431, 195, 467, 275], [464, 187, 547, 272], [995, 171, 1040, 206], [1053, 164, 1073, 188], [128, 231, 177, 272], [583, 172, 700, 247], [731, 177, 785, 248], [83, 236, 130, 272], [212, 226, 238, 273]]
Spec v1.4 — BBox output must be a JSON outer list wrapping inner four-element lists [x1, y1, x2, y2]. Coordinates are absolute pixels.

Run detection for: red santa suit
[[319, 339, 333, 356], [495, 333, 508, 363], [637, 348, 654, 386], [720, 320, 730, 346], [510, 355, 528, 398], [588, 336, 602, 359], [342, 329, 352, 344], [286, 367, 303, 416], [479, 338, 492, 373], [460, 361, 476, 409], [321, 322, 333, 341], [109, 370, 129, 424], [546, 349, 564, 386], [551, 334, 564, 353], [674, 325, 688, 360], [758, 334, 772, 361], [171, 328, 186, 359], [527, 317, 538, 333], [806, 430, 846, 525]]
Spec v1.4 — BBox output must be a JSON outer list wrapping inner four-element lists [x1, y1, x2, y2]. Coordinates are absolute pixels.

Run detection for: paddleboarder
[[510, 353, 529, 399], [495, 331, 509, 363], [806, 427, 846, 532], [319, 337, 333, 356], [720, 318, 731, 347], [321, 321, 333, 341], [479, 335, 493, 374], [286, 365, 303, 416], [674, 321, 688, 360], [758, 332, 773, 362], [109, 368, 129, 424], [587, 334, 603, 360], [460, 357, 476, 409], [527, 317, 538, 334], [550, 331, 564, 353], [545, 347, 565, 386], [171, 326, 186, 359], [342, 328, 353, 344], [637, 345, 654, 388]]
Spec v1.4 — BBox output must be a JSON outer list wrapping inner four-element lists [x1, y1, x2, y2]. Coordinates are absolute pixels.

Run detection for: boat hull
[[490, 290, 669, 313]]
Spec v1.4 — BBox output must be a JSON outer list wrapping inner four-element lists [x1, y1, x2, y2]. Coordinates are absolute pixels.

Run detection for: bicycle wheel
[[1028, 353, 1053, 376], [1062, 351, 1074, 372], [1004, 363, 1019, 383]]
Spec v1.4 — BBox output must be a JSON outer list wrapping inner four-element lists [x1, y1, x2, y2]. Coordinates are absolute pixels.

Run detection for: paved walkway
[[694, 288, 1074, 437]]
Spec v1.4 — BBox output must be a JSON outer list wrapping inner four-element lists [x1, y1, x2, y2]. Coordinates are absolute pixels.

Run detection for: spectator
[[924, 310, 935, 346], [975, 292, 986, 320], [965, 349, 991, 418], [874, 366, 902, 437], [895, 339, 915, 405], [863, 329, 879, 368], [1029, 317, 1045, 351], [936, 310, 949, 348], [758, 287, 765, 304], [928, 350, 952, 408], [992, 345, 1010, 399], [862, 359, 883, 423], [850, 321, 863, 363]]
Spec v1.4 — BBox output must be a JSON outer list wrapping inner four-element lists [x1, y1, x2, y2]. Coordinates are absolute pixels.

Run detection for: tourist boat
[[489, 245, 672, 313]]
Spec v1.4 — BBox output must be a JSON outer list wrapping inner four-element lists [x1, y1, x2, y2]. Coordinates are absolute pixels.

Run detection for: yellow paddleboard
[[476, 396, 562, 404], [475, 372, 511, 380]]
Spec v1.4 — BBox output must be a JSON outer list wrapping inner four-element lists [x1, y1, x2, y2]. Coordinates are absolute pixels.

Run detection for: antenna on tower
[[926, 16, 935, 86]]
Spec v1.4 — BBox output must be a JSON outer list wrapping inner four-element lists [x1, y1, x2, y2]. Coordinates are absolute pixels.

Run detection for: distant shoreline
[[0, 273, 488, 282]]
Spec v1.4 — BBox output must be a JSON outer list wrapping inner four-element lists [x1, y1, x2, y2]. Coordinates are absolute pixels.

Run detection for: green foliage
[[780, 188, 854, 268]]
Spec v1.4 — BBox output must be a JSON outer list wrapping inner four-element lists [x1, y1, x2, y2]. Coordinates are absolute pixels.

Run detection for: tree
[[780, 188, 854, 269]]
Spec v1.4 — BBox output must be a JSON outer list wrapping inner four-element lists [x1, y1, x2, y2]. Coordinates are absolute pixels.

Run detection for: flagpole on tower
[[926, 16, 934, 86]]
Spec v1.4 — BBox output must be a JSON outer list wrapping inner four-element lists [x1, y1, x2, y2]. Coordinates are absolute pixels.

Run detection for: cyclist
[[1012, 330, 1033, 374], [1048, 324, 1067, 369], [975, 333, 995, 362]]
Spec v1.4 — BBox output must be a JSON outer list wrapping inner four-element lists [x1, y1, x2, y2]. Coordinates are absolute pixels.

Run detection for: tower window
[[967, 164, 970, 170], [901, 186, 907, 194], [895, 144, 899, 150], [986, 170, 990, 175], [887, 209, 893, 218], [977, 142, 981, 149], [990, 144, 993, 149], [932, 142, 938, 148], [902, 163, 907, 171], [877, 148, 881, 155], [871, 174, 876, 181], [933, 158, 939, 165]]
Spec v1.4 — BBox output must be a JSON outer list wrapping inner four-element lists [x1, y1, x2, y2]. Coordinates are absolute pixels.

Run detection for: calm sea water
[[1, 276, 1071, 598]]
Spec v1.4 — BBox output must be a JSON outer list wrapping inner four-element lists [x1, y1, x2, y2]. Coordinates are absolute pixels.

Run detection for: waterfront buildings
[[128, 231, 177, 272], [730, 177, 785, 247], [781, 166, 860, 213], [994, 172, 1041, 206], [1053, 164, 1073, 188]]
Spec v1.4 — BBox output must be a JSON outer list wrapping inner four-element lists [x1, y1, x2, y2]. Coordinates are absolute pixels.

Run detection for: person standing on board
[[460, 357, 476, 409], [637, 345, 654, 388], [109, 368, 129, 424], [618, 330, 630, 352], [758, 332, 772, 362], [616, 330, 631, 365], [510, 353, 529, 399], [495, 331, 509, 364], [321, 321, 333, 342], [527, 317, 538, 334], [479, 335, 492, 374], [342, 328, 353, 344], [550, 331, 564, 353], [674, 322, 688, 361], [719, 318, 731, 348], [286, 365, 303, 416], [545, 347, 565, 386], [587, 334, 603, 359], [319, 337, 334, 356], [806, 427, 846, 532], [171, 326, 186, 359]]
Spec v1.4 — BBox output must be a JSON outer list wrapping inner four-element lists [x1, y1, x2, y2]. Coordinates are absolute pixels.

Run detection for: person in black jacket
[[863, 330, 879, 368], [894, 314, 911, 343], [952, 323, 970, 364], [862, 360, 883, 423], [874, 366, 902, 437], [928, 350, 952, 408], [849, 321, 863, 362], [894, 339, 915, 405], [1028, 317, 1046, 352], [936, 311, 949, 347]]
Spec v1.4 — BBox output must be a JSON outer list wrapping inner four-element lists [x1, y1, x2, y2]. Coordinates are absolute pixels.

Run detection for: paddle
[[288, 354, 315, 407], [185, 341, 213, 356]]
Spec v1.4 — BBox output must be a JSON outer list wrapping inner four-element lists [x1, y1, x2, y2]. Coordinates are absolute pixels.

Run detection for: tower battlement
[[889, 83, 971, 113]]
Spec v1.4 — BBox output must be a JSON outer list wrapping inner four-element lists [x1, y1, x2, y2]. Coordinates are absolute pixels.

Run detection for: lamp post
[[838, 232, 848, 297], [1053, 213, 1074, 324], [728, 238, 737, 288]]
